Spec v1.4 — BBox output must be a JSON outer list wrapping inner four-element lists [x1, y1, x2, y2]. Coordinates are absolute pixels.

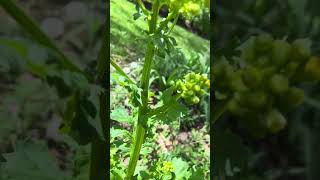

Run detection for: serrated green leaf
[[111, 128, 129, 140], [162, 86, 175, 104], [171, 157, 191, 179], [189, 169, 205, 180], [60, 93, 79, 135], [1, 141, 68, 180], [111, 107, 133, 123], [111, 169, 125, 180], [148, 87, 188, 123], [60, 91, 102, 145]]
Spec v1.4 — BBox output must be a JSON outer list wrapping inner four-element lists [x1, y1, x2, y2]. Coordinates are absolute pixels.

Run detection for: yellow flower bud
[[305, 56, 320, 80], [265, 109, 287, 133]]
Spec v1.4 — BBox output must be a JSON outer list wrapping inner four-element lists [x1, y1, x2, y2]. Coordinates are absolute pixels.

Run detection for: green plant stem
[[126, 125, 146, 178], [137, 0, 150, 15], [126, 0, 161, 179], [159, 11, 177, 30], [168, 13, 180, 34], [90, 138, 108, 180], [90, 18, 109, 180]]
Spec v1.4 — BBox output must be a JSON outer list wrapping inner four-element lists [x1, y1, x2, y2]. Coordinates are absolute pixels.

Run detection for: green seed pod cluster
[[213, 34, 320, 134], [174, 72, 210, 105]]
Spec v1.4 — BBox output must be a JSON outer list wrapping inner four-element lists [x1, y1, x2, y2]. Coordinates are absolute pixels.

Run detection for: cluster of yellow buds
[[146, 0, 208, 19], [156, 160, 175, 173]]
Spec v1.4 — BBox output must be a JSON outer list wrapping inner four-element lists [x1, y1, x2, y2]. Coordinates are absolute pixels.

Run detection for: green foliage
[[0, 37, 104, 144], [213, 130, 249, 177], [110, 0, 209, 62], [0, 0, 86, 77], [148, 87, 189, 123], [145, 0, 209, 19], [153, 160, 175, 179], [1, 141, 67, 180], [0, 76, 57, 145], [171, 157, 192, 179]]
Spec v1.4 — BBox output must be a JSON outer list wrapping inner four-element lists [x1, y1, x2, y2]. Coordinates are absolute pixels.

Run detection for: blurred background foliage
[[0, 0, 106, 179], [214, 0, 320, 179]]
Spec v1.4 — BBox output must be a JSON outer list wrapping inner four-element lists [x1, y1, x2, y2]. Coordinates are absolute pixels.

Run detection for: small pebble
[[64, 1, 88, 23], [41, 17, 64, 39], [130, 62, 139, 69], [123, 67, 130, 74]]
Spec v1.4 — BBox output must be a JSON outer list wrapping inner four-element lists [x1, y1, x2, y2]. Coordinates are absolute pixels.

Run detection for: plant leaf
[[1, 141, 68, 180], [171, 157, 191, 179], [111, 108, 134, 124], [213, 130, 250, 177], [149, 87, 188, 123]]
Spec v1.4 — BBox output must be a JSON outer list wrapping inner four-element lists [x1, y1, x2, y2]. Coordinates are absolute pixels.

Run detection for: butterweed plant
[[111, 0, 209, 179]]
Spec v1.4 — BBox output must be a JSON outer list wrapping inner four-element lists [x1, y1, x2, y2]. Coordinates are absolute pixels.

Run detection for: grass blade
[[110, 58, 136, 84]]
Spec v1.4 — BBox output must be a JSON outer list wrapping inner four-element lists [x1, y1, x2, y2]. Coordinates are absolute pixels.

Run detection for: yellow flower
[[162, 161, 174, 173], [181, 2, 201, 17]]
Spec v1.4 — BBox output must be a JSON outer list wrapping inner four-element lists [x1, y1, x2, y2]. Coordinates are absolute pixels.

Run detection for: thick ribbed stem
[[126, 0, 161, 179]]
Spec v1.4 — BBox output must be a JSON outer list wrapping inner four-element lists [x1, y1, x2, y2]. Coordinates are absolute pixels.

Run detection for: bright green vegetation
[[110, 0, 209, 62]]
